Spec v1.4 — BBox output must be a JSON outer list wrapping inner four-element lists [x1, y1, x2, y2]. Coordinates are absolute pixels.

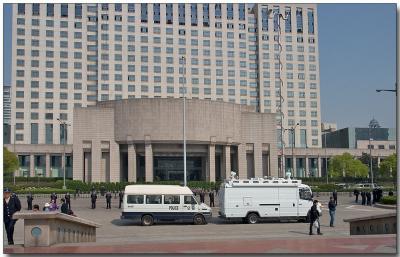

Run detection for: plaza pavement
[[4, 193, 397, 253]]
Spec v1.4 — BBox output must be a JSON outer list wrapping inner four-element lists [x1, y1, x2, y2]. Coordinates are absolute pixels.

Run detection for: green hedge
[[14, 188, 75, 195], [379, 196, 397, 205], [4, 177, 70, 183]]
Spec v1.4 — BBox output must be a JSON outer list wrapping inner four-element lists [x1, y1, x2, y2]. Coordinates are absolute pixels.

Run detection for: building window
[[285, 7, 292, 32], [115, 3, 122, 12], [128, 3, 135, 13], [215, 4, 221, 19], [75, 4, 82, 18], [191, 4, 198, 26], [166, 4, 173, 24], [203, 4, 209, 26], [153, 4, 160, 23], [45, 124, 53, 144], [32, 3, 40, 15], [178, 4, 185, 25], [17, 4, 25, 15], [273, 6, 280, 32], [61, 4, 68, 18], [296, 8, 303, 33], [141, 3, 148, 22], [47, 4, 54, 16], [227, 3, 233, 20], [238, 3, 245, 20], [308, 9, 315, 34]]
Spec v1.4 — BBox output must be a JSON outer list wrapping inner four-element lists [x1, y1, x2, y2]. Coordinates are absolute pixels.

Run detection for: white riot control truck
[[218, 174, 313, 224]]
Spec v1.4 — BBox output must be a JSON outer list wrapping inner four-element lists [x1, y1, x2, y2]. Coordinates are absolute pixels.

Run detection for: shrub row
[[14, 188, 75, 195], [379, 196, 397, 205]]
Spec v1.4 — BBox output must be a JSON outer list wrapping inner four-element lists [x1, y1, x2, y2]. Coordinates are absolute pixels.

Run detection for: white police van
[[218, 173, 313, 224], [121, 185, 212, 226]]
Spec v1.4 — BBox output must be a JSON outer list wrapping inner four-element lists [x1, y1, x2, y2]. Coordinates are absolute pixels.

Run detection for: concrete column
[[62, 153, 66, 180], [238, 143, 247, 179], [45, 153, 50, 177], [73, 146, 84, 181], [208, 144, 216, 182], [305, 157, 309, 177], [318, 157, 322, 177], [145, 143, 153, 182], [254, 143, 263, 178], [222, 145, 231, 179], [109, 142, 120, 182], [91, 141, 102, 182], [377, 157, 381, 168], [30, 154, 35, 177], [128, 144, 137, 182]]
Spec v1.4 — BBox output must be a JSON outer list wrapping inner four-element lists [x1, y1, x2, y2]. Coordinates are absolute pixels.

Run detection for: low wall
[[13, 212, 101, 247], [343, 213, 396, 235]]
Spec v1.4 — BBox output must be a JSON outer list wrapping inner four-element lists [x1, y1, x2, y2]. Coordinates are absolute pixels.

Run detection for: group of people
[[308, 191, 338, 236], [90, 188, 124, 209], [27, 192, 75, 215], [353, 188, 384, 205], [193, 189, 216, 207]]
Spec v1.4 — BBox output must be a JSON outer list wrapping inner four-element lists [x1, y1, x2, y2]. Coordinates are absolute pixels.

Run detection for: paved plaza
[[4, 193, 396, 253]]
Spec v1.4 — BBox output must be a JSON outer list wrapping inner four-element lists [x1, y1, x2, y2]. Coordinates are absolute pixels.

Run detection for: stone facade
[[72, 98, 278, 182]]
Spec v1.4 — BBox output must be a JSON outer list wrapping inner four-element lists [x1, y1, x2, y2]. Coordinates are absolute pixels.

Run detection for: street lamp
[[180, 56, 187, 187], [368, 120, 379, 187], [285, 123, 299, 178], [57, 118, 70, 190]]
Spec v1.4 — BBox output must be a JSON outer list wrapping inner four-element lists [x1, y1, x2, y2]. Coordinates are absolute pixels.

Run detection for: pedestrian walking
[[366, 191, 371, 206], [328, 197, 336, 227], [3, 188, 21, 245], [308, 200, 322, 235], [209, 190, 215, 207], [118, 191, 124, 209], [332, 189, 338, 205], [65, 192, 71, 210], [91, 191, 97, 209], [106, 191, 112, 209], [60, 199, 68, 214], [200, 190, 205, 204], [361, 191, 366, 205], [353, 189, 360, 203], [27, 192, 33, 210]]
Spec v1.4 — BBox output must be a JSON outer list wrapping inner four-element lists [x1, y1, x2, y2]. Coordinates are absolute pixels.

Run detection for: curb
[[374, 203, 396, 210]]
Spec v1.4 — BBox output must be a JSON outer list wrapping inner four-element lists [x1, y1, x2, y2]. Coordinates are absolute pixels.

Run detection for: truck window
[[127, 195, 144, 204], [299, 188, 312, 200], [184, 195, 197, 205], [146, 195, 162, 204], [163, 195, 180, 204]]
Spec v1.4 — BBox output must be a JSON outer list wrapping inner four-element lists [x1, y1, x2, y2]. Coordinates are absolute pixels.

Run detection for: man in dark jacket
[[27, 192, 33, 210], [106, 191, 112, 209], [90, 191, 97, 209], [118, 191, 124, 209], [366, 191, 372, 205], [332, 189, 338, 205], [361, 191, 366, 205], [200, 190, 205, 204], [4, 188, 21, 245], [353, 189, 360, 203], [60, 199, 68, 214], [65, 192, 71, 210], [50, 192, 57, 204], [309, 200, 322, 235], [328, 196, 336, 227], [209, 191, 215, 207]]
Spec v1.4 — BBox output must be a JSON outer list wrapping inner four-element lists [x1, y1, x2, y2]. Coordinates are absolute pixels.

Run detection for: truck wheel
[[193, 214, 205, 225], [246, 213, 259, 224], [141, 215, 154, 226]]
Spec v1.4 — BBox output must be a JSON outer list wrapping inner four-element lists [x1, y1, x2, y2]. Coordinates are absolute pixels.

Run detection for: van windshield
[[184, 195, 197, 205], [299, 188, 312, 200]]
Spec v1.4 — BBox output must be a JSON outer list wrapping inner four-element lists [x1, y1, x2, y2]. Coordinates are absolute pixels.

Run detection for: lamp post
[[180, 56, 187, 187], [57, 118, 70, 189], [285, 123, 299, 178]]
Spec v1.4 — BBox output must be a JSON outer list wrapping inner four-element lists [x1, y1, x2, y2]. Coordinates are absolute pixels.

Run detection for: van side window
[[127, 195, 144, 204], [299, 188, 312, 200], [146, 195, 162, 204], [164, 195, 180, 204], [184, 195, 197, 204]]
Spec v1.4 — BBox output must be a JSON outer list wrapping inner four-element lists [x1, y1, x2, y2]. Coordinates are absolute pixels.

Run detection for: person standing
[[60, 199, 68, 214], [118, 191, 124, 209], [361, 191, 366, 205], [366, 191, 372, 206], [27, 192, 33, 210], [4, 188, 21, 245], [332, 189, 338, 205], [353, 189, 360, 203], [209, 190, 215, 207], [309, 200, 322, 235], [328, 197, 336, 227], [90, 190, 97, 209], [50, 192, 58, 204], [200, 190, 205, 204], [106, 191, 112, 209], [65, 192, 71, 210]]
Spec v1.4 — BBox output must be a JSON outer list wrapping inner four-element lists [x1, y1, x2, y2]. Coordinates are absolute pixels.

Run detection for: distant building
[[321, 122, 337, 133], [3, 86, 11, 144], [322, 127, 396, 150]]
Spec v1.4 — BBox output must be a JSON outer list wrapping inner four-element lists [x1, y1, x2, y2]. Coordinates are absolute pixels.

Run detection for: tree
[[3, 147, 19, 176], [379, 154, 397, 178], [359, 152, 379, 178], [328, 153, 369, 178]]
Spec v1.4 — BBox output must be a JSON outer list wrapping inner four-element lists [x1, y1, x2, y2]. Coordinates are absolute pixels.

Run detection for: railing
[[344, 213, 396, 235]]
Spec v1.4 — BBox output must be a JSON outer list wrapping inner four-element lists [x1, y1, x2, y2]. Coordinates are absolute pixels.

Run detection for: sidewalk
[[4, 234, 396, 254]]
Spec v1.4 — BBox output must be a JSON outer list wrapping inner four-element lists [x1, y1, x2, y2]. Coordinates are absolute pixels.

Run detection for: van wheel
[[141, 215, 154, 226], [193, 214, 205, 225], [246, 213, 259, 224]]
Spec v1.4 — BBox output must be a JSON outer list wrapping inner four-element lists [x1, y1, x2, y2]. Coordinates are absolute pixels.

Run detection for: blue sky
[[2, 3, 397, 129]]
